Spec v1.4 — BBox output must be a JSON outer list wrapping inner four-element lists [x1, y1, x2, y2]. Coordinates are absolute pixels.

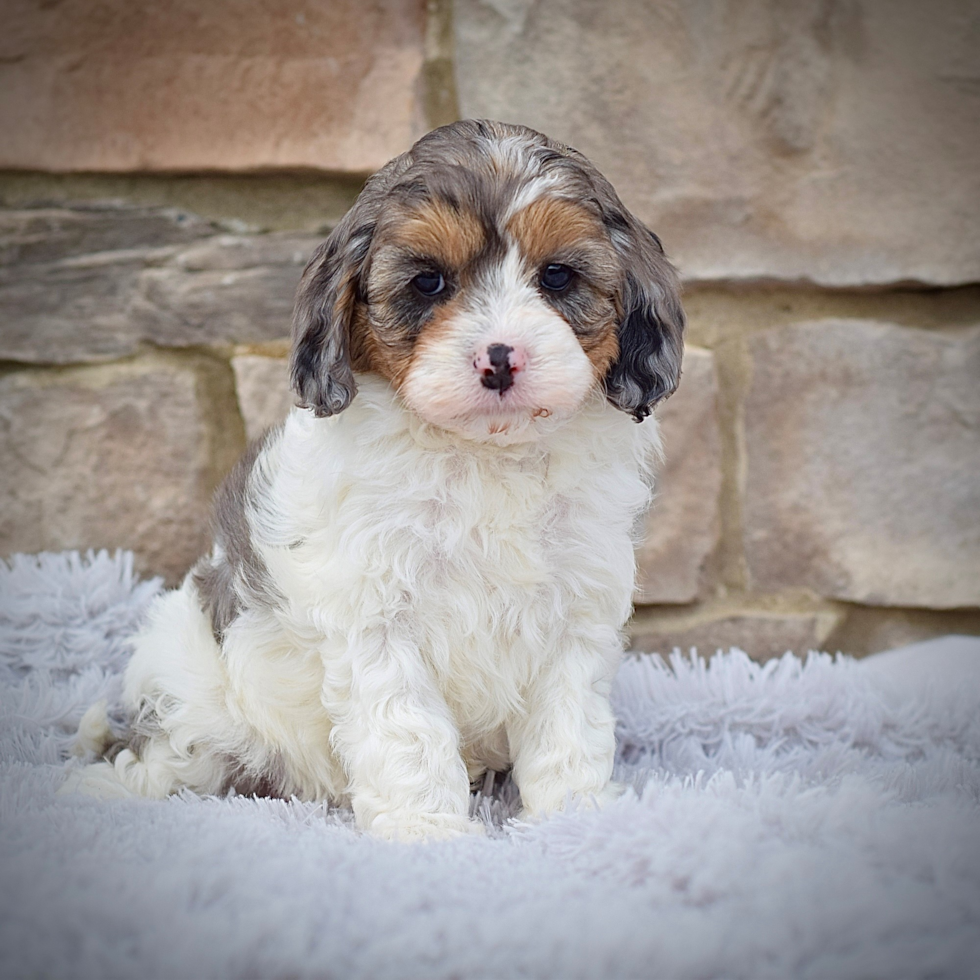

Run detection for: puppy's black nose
[[479, 343, 516, 393]]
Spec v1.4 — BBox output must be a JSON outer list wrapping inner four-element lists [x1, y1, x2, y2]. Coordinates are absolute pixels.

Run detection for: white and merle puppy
[[67, 120, 684, 840]]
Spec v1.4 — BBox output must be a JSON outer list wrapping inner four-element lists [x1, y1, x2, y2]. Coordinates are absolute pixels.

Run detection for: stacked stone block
[[2, 0, 978, 658]]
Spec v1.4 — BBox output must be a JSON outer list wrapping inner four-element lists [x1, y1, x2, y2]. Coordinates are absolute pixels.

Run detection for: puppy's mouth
[[469, 357, 566, 417], [456, 383, 557, 423], [401, 355, 599, 442]]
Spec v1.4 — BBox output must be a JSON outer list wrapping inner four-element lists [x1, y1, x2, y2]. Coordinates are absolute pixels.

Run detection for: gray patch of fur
[[193, 425, 285, 642], [220, 751, 291, 799], [101, 737, 131, 764], [101, 696, 167, 763]]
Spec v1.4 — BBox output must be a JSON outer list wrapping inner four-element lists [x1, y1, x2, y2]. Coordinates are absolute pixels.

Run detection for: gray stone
[[0, 361, 225, 583], [0, 205, 212, 267], [630, 609, 842, 662], [172, 235, 319, 273], [455, 0, 980, 286], [128, 233, 319, 348], [744, 321, 980, 608], [0, 206, 318, 362], [635, 347, 722, 603], [0, 250, 160, 363], [231, 355, 295, 443]]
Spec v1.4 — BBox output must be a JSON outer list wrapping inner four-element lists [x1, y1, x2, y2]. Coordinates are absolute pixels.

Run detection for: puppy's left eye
[[412, 271, 446, 297], [540, 263, 574, 291]]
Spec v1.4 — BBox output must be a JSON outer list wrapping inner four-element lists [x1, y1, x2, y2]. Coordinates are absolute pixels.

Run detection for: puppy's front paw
[[368, 811, 486, 843], [590, 779, 628, 808]]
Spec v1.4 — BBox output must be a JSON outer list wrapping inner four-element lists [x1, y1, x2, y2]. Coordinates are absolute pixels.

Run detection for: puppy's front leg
[[321, 629, 479, 841], [509, 629, 621, 818]]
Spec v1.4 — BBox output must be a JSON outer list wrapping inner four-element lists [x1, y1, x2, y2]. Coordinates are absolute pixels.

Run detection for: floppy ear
[[289, 212, 375, 418], [602, 213, 685, 422]]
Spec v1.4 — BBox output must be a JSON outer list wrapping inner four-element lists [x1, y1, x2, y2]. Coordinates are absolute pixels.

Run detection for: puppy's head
[[290, 120, 684, 443]]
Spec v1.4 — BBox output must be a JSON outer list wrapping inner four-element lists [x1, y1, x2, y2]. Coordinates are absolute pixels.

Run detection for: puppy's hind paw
[[72, 700, 115, 758], [368, 811, 486, 843], [57, 762, 137, 800]]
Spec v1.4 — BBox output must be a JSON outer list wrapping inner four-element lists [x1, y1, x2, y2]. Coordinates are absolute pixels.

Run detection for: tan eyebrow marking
[[507, 196, 606, 267], [388, 200, 486, 270]]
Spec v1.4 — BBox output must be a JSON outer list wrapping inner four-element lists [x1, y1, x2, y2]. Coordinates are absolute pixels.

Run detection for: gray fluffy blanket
[[1, 550, 979, 979]]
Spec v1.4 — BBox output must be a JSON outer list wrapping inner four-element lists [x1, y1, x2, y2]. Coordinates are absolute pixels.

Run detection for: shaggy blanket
[[1, 551, 978, 980]]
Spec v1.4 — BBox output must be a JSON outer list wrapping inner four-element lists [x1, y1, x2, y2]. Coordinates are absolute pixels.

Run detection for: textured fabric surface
[[1, 551, 978, 980]]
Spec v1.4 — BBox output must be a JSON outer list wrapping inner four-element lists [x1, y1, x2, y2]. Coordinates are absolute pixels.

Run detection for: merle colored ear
[[602, 217, 685, 421], [289, 211, 375, 418]]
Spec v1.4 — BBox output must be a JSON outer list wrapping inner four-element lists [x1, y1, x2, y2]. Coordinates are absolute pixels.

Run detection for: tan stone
[[232, 355, 294, 444], [635, 347, 722, 603], [0, 206, 317, 362], [0, 361, 232, 583], [630, 609, 842, 662], [455, 0, 980, 286], [1, 0, 425, 173], [744, 321, 980, 608]]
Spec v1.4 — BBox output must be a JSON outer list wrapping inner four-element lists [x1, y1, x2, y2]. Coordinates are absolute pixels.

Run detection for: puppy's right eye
[[412, 271, 445, 297]]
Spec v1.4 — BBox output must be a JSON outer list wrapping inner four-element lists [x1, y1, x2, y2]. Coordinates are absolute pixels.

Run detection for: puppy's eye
[[412, 271, 446, 297], [540, 263, 574, 291]]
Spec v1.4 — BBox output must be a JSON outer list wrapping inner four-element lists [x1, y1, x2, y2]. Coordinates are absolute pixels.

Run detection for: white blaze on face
[[399, 244, 597, 444]]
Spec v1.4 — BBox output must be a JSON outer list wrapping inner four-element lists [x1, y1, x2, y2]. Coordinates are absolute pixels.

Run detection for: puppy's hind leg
[[59, 699, 141, 799], [61, 724, 193, 801], [61, 578, 241, 802], [61, 749, 179, 801]]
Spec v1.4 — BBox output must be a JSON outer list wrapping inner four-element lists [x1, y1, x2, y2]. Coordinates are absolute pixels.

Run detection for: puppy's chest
[[389, 459, 563, 592], [384, 462, 584, 697]]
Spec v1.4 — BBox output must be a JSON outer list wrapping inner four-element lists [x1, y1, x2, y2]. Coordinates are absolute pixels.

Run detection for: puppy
[[66, 120, 684, 840]]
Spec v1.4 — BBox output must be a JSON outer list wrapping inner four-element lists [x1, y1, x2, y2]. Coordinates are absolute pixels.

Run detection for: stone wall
[[2, 0, 978, 658]]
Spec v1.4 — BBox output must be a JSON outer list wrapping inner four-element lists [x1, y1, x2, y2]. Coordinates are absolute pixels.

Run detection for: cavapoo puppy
[[66, 119, 685, 840]]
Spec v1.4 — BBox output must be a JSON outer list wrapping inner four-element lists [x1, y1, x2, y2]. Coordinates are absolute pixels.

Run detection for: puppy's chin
[[401, 394, 585, 446], [413, 405, 572, 446]]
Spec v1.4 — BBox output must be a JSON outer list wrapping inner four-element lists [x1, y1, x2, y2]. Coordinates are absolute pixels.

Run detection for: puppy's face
[[365, 190, 621, 442], [291, 120, 685, 443]]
